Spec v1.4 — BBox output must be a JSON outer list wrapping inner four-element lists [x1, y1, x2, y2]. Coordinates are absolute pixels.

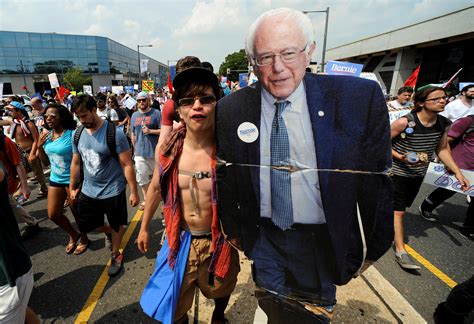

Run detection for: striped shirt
[[392, 111, 450, 177]]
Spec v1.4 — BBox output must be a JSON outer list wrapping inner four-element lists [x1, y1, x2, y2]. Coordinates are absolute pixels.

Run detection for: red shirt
[[161, 100, 175, 126], [0, 136, 21, 194]]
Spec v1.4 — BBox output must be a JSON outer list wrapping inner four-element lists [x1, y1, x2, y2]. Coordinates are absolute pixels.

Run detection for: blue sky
[[0, 0, 471, 71]]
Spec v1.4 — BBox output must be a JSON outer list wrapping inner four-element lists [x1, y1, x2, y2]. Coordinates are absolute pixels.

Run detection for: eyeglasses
[[425, 96, 448, 103], [178, 95, 216, 108], [253, 44, 308, 67], [44, 113, 57, 119], [137, 99, 147, 103]]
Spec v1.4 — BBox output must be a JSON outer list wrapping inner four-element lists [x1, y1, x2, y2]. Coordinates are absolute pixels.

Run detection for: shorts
[[134, 156, 155, 186], [391, 175, 424, 211], [49, 180, 69, 188], [174, 237, 240, 321], [0, 268, 34, 324], [77, 190, 128, 232]]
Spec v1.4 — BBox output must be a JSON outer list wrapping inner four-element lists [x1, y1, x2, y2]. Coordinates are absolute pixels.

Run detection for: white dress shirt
[[259, 82, 326, 224]]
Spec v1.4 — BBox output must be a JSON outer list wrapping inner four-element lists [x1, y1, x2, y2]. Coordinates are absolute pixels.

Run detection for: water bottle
[[406, 152, 419, 164]]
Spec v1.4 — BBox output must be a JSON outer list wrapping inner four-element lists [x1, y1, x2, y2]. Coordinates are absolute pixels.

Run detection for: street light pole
[[303, 7, 330, 73], [137, 44, 153, 91]]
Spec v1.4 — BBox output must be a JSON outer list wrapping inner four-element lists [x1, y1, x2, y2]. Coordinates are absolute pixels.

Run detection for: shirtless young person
[[4, 101, 48, 198], [138, 67, 239, 324]]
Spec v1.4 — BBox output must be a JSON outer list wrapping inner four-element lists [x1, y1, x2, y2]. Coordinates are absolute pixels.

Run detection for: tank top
[[392, 111, 451, 177]]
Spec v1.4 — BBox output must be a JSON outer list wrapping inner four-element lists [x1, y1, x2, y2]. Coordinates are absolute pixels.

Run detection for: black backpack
[[73, 121, 118, 186]]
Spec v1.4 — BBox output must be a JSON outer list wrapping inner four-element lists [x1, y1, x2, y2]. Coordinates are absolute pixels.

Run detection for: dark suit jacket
[[215, 73, 394, 285]]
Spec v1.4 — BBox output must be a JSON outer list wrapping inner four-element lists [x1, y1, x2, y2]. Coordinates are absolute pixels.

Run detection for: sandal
[[74, 240, 90, 255], [139, 202, 146, 211], [65, 236, 80, 254]]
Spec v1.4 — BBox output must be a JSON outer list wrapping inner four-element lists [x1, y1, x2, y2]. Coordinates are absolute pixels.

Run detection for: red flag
[[442, 68, 463, 89], [167, 74, 174, 94], [403, 66, 420, 88]]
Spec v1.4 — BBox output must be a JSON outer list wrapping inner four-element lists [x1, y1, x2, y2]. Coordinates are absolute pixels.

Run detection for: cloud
[[124, 19, 140, 30], [83, 23, 105, 36]]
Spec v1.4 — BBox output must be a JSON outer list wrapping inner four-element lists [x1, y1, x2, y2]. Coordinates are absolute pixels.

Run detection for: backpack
[[73, 121, 118, 186]]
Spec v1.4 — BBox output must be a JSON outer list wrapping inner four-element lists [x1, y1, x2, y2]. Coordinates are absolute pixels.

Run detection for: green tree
[[63, 66, 92, 91], [218, 49, 248, 81]]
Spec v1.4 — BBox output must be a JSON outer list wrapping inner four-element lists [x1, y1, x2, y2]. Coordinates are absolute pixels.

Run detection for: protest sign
[[83, 85, 92, 95], [70, 91, 77, 96], [388, 108, 412, 124], [142, 80, 154, 92], [326, 61, 363, 77], [134, 84, 139, 90], [124, 86, 134, 94], [48, 73, 60, 88], [123, 96, 137, 110], [423, 162, 474, 196], [111, 86, 123, 94], [239, 73, 248, 87]]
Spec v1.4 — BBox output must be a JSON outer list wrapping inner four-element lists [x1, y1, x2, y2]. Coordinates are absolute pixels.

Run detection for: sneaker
[[105, 233, 112, 250], [395, 252, 421, 270], [419, 206, 439, 222], [108, 252, 123, 277], [21, 223, 40, 240]]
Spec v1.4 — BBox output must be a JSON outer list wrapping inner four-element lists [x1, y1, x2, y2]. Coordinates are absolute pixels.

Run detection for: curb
[[362, 266, 427, 323]]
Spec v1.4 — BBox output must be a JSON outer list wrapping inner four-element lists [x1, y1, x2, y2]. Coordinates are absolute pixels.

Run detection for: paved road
[[18, 181, 473, 323], [375, 183, 474, 323]]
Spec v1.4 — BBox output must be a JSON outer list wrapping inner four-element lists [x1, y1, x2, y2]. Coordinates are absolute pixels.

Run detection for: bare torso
[[12, 122, 34, 151], [178, 143, 213, 232]]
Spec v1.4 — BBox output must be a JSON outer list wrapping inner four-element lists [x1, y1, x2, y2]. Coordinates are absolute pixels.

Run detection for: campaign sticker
[[405, 127, 414, 134], [237, 122, 259, 143], [408, 121, 416, 128]]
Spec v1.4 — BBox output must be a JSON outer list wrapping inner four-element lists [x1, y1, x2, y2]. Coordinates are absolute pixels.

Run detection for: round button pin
[[237, 122, 259, 143], [318, 111, 325, 117]]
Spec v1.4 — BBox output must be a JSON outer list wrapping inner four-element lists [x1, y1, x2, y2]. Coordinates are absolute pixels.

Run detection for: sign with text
[[388, 108, 412, 124], [423, 163, 474, 196], [326, 61, 363, 77], [123, 96, 137, 110], [142, 80, 154, 92], [111, 86, 123, 94], [239, 73, 248, 87], [48, 73, 60, 88], [83, 85, 92, 95]]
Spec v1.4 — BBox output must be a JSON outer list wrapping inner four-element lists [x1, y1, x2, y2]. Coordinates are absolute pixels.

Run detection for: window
[[15, 33, 29, 47], [3, 48, 18, 57], [0, 32, 16, 47], [41, 34, 53, 47], [29, 34, 41, 48], [66, 36, 77, 49], [52, 34, 67, 48]]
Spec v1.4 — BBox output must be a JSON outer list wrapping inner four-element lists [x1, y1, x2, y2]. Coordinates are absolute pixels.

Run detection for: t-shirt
[[0, 135, 21, 194], [0, 169, 32, 287], [161, 100, 175, 126], [97, 108, 109, 120], [72, 120, 129, 199], [44, 129, 74, 184], [440, 99, 474, 122], [130, 109, 161, 158], [449, 115, 474, 170]]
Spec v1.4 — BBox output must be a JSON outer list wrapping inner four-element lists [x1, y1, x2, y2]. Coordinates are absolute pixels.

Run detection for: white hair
[[245, 8, 315, 59]]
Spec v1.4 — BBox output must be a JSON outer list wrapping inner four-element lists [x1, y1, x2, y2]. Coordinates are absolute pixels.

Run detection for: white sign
[[388, 108, 412, 124], [111, 86, 123, 94], [140, 59, 149, 73], [133, 84, 139, 90], [123, 96, 137, 110], [48, 73, 60, 88], [83, 85, 92, 95], [423, 162, 474, 196]]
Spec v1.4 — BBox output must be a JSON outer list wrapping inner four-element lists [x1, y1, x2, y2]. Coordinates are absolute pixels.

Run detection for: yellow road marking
[[75, 210, 143, 324], [405, 244, 457, 289]]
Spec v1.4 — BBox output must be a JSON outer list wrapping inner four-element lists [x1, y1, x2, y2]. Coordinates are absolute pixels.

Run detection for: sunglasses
[[137, 99, 147, 103], [178, 95, 216, 108], [44, 113, 57, 119]]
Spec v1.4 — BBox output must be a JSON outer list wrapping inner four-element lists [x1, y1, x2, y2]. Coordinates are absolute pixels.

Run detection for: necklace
[[52, 130, 64, 140]]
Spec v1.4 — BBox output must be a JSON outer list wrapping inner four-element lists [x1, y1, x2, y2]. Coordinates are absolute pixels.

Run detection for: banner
[[169, 65, 177, 81], [423, 162, 474, 196], [111, 86, 123, 94], [142, 80, 154, 93], [326, 60, 363, 77], [48, 73, 60, 88], [124, 86, 134, 94], [388, 108, 412, 124], [83, 85, 92, 95], [140, 59, 149, 73]]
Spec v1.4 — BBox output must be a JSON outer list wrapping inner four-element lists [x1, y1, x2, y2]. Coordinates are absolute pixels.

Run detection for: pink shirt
[[449, 115, 474, 170]]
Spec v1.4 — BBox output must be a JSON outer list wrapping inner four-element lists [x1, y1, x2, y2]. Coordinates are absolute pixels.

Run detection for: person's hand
[[70, 188, 80, 202], [455, 173, 470, 191], [129, 192, 139, 207], [21, 185, 31, 200], [38, 131, 50, 147], [28, 152, 38, 163], [142, 125, 150, 135], [137, 228, 149, 253]]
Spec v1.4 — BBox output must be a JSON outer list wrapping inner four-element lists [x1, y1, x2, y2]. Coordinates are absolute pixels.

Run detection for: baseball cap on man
[[7, 101, 25, 110], [137, 91, 148, 100]]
